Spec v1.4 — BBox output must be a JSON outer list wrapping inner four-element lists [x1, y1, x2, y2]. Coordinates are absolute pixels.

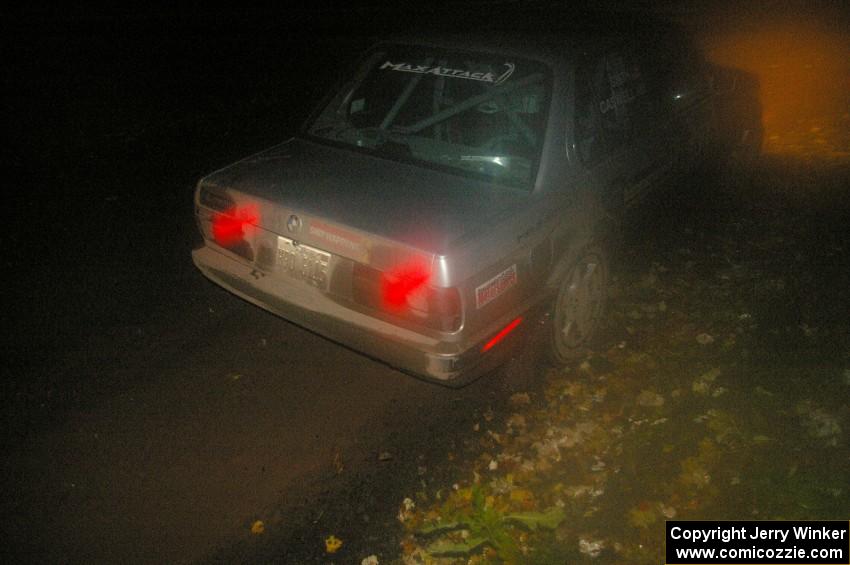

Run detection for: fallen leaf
[[325, 535, 343, 554], [628, 502, 657, 528], [579, 537, 605, 557], [509, 488, 535, 507], [679, 457, 711, 487], [696, 333, 715, 345], [397, 497, 416, 523], [637, 389, 664, 407], [693, 368, 721, 395], [506, 413, 527, 431], [251, 520, 265, 535], [562, 381, 583, 397], [510, 392, 531, 406], [797, 403, 842, 445]]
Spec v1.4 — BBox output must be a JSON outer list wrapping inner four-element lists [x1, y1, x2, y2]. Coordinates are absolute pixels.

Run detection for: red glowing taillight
[[352, 261, 461, 332], [481, 317, 522, 353], [212, 205, 258, 246], [381, 262, 430, 309], [205, 204, 258, 261]]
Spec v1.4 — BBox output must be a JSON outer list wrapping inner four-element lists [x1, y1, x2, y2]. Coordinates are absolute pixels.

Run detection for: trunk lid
[[199, 137, 528, 262]]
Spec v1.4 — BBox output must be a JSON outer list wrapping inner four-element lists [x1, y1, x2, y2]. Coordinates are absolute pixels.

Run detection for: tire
[[548, 245, 609, 364]]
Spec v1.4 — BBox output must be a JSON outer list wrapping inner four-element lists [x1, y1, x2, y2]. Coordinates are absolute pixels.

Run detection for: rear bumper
[[192, 245, 528, 385]]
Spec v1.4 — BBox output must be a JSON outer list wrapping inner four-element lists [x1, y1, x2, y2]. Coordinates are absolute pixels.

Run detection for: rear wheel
[[548, 246, 608, 364]]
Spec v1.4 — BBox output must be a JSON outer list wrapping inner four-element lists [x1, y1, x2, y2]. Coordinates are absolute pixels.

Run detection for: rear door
[[572, 40, 675, 214]]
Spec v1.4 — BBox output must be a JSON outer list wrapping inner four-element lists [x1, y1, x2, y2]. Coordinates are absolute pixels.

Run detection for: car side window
[[575, 46, 649, 166], [597, 47, 647, 151]]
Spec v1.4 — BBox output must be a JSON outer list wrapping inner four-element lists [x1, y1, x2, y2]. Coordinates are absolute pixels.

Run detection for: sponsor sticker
[[380, 60, 515, 86], [476, 264, 518, 309], [308, 220, 367, 262]]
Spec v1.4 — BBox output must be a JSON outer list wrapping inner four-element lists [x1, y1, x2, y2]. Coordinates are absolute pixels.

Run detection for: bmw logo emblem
[[286, 214, 302, 234]]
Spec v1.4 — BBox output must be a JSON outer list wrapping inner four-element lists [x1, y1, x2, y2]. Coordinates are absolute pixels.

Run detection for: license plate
[[276, 235, 330, 289]]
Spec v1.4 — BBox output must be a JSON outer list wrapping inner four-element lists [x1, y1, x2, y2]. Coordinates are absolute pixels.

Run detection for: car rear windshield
[[305, 44, 551, 190]]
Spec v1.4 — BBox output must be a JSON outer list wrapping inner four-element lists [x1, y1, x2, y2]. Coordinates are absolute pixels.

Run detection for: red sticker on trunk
[[308, 220, 366, 261]]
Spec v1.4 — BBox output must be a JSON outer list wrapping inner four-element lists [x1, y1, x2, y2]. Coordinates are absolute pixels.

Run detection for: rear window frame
[[299, 41, 555, 192]]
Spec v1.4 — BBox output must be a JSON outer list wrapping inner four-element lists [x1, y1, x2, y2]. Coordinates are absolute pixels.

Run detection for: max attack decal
[[380, 61, 516, 85], [476, 264, 518, 309]]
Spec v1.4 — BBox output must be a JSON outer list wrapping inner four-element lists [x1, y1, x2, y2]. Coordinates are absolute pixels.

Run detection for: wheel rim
[[555, 253, 605, 351]]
